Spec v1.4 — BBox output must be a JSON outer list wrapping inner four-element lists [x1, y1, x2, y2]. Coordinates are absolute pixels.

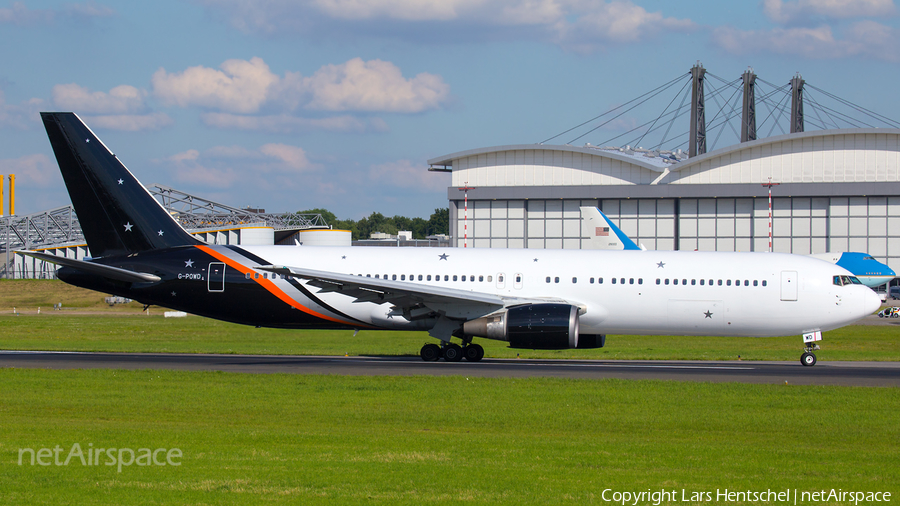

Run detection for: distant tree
[[428, 208, 449, 236]]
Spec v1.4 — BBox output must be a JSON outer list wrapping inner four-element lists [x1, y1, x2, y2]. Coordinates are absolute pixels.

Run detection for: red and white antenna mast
[[458, 182, 472, 248], [762, 177, 780, 253]]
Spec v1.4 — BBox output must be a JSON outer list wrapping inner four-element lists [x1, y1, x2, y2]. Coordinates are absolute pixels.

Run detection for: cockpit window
[[841, 276, 852, 286], [864, 256, 876, 261], [849, 276, 863, 285]]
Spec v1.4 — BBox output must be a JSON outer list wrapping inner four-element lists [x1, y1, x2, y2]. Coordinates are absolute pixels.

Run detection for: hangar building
[[428, 67, 900, 275]]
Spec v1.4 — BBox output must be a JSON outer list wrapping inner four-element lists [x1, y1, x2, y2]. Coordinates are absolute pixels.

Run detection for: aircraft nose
[[863, 288, 882, 316]]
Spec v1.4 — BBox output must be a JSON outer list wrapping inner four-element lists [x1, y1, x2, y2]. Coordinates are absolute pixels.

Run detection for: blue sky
[[2, 0, 899, 219]]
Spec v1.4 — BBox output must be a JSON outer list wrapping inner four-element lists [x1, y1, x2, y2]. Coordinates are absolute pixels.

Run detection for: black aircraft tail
[[41, 112, 199, 258]]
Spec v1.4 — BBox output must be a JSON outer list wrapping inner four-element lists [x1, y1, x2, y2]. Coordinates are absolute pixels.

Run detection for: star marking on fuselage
[[439, 253, 449, 260], [171, 291, 177, 297], [534, 258, 539, 262], [185, 259, 194, 268], [158, 230, 164, 236], [704, 311, 713, 318], [341, 256, 346, 260], [657, 261, 665, 268], [117, 179, 124, 185], [123, 222, 133, 232], [85, 139, 90, 143]]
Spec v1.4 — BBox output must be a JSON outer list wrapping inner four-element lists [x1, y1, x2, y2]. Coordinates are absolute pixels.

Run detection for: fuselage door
[[208, 262, 226, 292], [780, 270, 798, 301], [496, 273, 506, 289]]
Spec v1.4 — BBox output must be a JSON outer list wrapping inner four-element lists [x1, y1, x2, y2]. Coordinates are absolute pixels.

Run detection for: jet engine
[[463, 303, 593, 349]]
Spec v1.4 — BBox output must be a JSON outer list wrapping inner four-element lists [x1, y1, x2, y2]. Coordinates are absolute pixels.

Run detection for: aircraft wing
[[17, 250, 161, 283], [256, 265, 579, 320]]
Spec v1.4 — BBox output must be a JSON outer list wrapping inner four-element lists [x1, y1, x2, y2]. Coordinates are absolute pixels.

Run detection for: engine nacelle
[[463, 303, 581, 349]]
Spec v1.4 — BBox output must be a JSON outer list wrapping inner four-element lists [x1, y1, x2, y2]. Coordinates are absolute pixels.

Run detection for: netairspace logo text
[[18, 443, 182, 473], [601, 488, 892, 506]]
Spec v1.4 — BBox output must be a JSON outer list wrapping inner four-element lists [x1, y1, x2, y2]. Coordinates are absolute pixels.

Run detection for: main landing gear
[[420, 342, 484, 362]]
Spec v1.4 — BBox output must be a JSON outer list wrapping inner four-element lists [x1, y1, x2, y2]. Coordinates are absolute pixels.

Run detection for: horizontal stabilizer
[[17, 251, 161, 283]]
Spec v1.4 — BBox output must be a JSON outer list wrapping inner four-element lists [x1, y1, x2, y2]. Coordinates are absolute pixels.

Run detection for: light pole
[[761, 177, 780, 253]]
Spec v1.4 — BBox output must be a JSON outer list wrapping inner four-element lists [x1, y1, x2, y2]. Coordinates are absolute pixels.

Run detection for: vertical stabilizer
[[41, 112, 198, 257], [581, 207, 641, 251]]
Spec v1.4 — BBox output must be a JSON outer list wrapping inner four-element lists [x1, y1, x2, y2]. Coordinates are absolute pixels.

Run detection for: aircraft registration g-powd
[[23, 113, 881, 366]]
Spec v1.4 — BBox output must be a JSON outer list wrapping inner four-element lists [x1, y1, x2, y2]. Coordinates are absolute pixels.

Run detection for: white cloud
[[712, 21, 899, 61], [153, 56, 449, 116], [0, 90, 45, 129], [763, 0, 895, 25], [161, 143, 320, 189], [368, 159, 449, 192], [152, 57, 279, 114], [0, 154, 60, 187], [200, 112, 389, 133], [52, 84, 147, 114], [82, 113, 174, 131], [304, 58, 449, 112], [197, 0, 694, 51]]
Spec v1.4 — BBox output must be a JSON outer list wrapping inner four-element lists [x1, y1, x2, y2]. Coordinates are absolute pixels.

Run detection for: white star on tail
[[123, 222, 133, 232], [185, 259, 194, 268], [158, 230, 164, 236]]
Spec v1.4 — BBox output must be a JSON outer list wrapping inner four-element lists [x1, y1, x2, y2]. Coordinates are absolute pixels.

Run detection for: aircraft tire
[[420, 343, 442, 362], [801, 352, 817, 367], [443, 343, 463, 362], [464, 344, 485, 362]]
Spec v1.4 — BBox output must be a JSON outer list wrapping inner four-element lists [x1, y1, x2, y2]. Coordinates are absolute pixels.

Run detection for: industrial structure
[[429, 64, 900, 276], [0, 184, 336, 279]]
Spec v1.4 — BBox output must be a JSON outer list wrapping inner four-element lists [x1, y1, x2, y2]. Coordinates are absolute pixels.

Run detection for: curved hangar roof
[[428, 128, 900, 190]]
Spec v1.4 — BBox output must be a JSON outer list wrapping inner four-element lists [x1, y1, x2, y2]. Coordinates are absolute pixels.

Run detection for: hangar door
[[780, 271, 797, 301]]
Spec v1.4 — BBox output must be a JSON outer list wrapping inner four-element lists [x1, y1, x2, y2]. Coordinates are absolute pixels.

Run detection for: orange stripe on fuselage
[[195, 244, 357, 326]]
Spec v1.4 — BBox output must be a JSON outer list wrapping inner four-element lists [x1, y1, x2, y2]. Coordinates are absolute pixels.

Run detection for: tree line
[[298, 208, 449, 241]]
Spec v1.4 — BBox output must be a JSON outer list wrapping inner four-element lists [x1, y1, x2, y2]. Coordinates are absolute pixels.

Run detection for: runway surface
[[1, 351, 898, 386]]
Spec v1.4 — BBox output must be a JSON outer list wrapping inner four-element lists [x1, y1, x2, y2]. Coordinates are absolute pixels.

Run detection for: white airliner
[[24, 113, 881, 367]]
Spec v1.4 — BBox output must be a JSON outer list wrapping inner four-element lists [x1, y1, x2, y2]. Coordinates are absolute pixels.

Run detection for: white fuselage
[[240, 246, 881, 337]]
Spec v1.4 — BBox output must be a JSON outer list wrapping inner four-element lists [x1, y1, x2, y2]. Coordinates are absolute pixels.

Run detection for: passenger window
[[392, 274, 397, 280], [470, 275, 475, 282], [682, 279, 686, 285], [453, 275, 458, 281], [744, 280, 749, 286], [590, 277, 595, 284], [638, 278, 643, 285], [762, 280, 767, 286], [629, 278, 634, 285], [665, 279, 669, 285], [691, 279, 696, 285], [445, 275, 449, 281], [479, 275, 483, 282], [572, 277, 577, 284], [718, 280, 722, 286], [366, 274, 371, 277], [546, 276, 551, 283], [672, 279, 678, 285], [656, 278, 661, 285], [727, 280, 731, 286], [487, 275, 493, 282], [554, 277, 560, 283], [753, 280, 758, 286], [599, 278, 603, 284], [418, 275, 423, 281], [427, 275, 432, 281], [245, 273, 251, 279], [460, 275, 465, 282], [401, 274, 406, 280], [612, 278, 617, 285], [700, 279, 705, 286]]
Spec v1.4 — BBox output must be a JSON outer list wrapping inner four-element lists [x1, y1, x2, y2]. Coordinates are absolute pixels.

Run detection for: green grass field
[[1, 313, 898, 361], [1, 369, 897, 505]]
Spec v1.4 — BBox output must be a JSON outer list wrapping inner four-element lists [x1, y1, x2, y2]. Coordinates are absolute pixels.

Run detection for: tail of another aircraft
[[580, 207, 641, 251], [41, 112, 199, 258]]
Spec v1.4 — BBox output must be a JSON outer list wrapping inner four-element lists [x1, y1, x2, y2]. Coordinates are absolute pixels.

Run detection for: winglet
[[41, 112, 199, 258], [580, 207, 641, 250]]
